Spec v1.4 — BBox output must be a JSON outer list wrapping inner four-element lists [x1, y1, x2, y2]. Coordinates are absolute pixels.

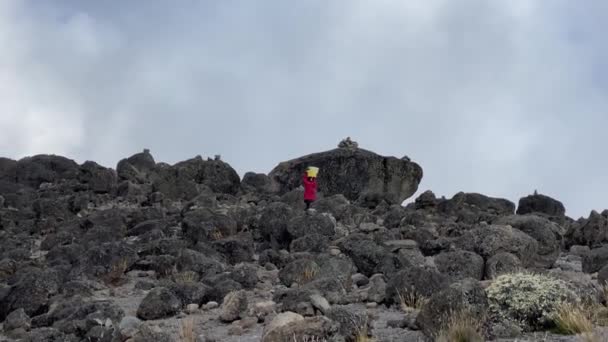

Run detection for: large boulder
[[258, 202, 296, 249], [437, 192, 515, 223], [241, 172, 279, 194], [268, 144, 423, 204], [385, 266, 449, 307], [182, 208, 237, 244], [517, 192, 566, 218], [455, 224, 539, 267], [14, 155, 80, 188], [416, 279, 489, 339], [261, 312, 338, 342], [434, 249, 485, 282], [152, 155, 241, 197], [335, 233, 396, 277], [565, 210, 608, 248], [287, 212, 336, 239], [116, 149, 156, 183], [78, 161, 117, 194], [582, 245, 608, 273], [0, 267, 63, 320], [136, 287, 182, 320], [0, 157, 17, 182], [493, 214, 562, 268]]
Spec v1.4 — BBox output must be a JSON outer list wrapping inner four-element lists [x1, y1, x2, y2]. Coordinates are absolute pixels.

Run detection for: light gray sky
[[1, 0, 607, 219]]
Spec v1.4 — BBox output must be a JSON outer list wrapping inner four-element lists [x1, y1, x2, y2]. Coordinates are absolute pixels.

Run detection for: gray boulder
[[4, 308, 31, 331], [262, 314, 338, 342], [220, 290, 248, 322], [241, 172, 278, 194], [484, 252, 522, 279], [336, 233, 394, 277], [0, 268, 62, 320], [268, 146, 423, 204], [182, 208, 238, 244], [582, 245, 608, 273], [136, 287, 182, 320], [434, 249, 485, 282], [416, 279, 489, 339], [287, 212, 336, 239], [565, 210, 608, 248], [517, 192, 566, 218], [494, 214, 562, 268], [455, 224, 539, 267], [386, 266, 449, 307], [15, 155, 80, 188]]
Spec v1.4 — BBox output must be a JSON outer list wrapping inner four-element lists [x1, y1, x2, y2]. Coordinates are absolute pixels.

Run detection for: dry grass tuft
[[104, 258, 129, 285], [396, 287, 428, 311], [296, 264, 319, 284], [292, 336, 328, 342], [436, 310, 484, 342], [210, 229, 224, 240], [174, 271, 200, 284], [552, 301, 594, 335], [180, 318, 195, 342]]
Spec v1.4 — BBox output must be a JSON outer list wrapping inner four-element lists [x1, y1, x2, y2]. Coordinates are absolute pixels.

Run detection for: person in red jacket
[[302, 171, 318, 210]]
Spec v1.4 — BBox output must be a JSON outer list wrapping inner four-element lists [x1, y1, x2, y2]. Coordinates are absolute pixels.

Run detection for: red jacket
[[302, 174, 317, 201]]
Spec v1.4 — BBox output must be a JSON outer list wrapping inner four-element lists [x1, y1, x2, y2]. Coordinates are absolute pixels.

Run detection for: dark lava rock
[[136, 287, 182, 320], [268, 146, 423, 204]]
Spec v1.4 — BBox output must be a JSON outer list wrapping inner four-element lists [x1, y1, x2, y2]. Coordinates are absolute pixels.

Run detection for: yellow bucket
[[306, 166, 319, 177]]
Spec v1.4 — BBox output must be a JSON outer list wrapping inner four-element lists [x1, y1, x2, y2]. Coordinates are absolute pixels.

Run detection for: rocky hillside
[[1, 140, 608, 342]]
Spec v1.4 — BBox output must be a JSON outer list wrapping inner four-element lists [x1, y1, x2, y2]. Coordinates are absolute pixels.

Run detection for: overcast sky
[[1, 1, 607, 219]]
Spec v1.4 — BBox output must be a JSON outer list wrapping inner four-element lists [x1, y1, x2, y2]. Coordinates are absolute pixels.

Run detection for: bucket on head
[[306, 166, 319, 178]]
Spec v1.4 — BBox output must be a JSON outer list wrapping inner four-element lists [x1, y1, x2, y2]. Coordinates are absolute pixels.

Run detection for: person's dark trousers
[[305, 200, 312, 210]]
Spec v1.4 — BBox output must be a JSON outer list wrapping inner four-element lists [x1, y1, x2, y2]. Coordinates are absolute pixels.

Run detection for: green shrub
[[485, 272, 579, 331]]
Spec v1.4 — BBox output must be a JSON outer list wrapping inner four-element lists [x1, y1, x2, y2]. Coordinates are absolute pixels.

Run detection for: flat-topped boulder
[[268, 140, 423, 204]]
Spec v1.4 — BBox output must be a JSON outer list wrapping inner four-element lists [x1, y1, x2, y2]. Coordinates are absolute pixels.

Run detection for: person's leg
[[305, 200, 311, 210]]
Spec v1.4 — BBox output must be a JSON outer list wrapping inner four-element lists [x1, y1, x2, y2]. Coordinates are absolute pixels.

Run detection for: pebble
[[329, 248, 341, 256], [186, 304, 199, 314], [203, 301, 219, 310], [366, 302, 378, 309]]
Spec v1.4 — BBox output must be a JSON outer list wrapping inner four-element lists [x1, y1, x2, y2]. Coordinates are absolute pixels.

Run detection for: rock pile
[[0, 142, 606, 341]]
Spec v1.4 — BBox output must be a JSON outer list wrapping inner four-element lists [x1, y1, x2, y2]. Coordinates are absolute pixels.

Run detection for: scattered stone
[[136, 287, 182, 320], [252, 301, 277, 321], [310, 294, 331, 314], [203, 302, 219, 311], [4, 308, 31, 332], [186, 304, 199, 314]]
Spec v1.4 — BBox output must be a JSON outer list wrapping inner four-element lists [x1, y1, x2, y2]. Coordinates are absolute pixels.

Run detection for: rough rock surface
[[268, 144, 423, 204], [1, 148, 607, 342]]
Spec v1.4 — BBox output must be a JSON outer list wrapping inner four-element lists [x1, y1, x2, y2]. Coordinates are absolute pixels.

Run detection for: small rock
[[359, 222, 382, 232], [203, 301, 219, 310], [264, 263, 278, 271], [387, 319, 405, 329], [309, 294, 331, 314], [186, 304, 199, 314], [220, 290, 248, 323], [236, 317, 258, 330], [119, 316, 142, 339], [366, 274, 387, 303], [329, 248, 341, 256], [136, 287, 182, 320], [352, 273, 370, 287], [252, 301, 277, 321], [366, 302, 378, 309], [4, 308, 31, 331], [228, 325, 244, 336]]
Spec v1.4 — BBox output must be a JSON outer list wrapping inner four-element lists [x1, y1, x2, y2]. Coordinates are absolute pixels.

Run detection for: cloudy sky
[[1, 1, 607, 218]]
